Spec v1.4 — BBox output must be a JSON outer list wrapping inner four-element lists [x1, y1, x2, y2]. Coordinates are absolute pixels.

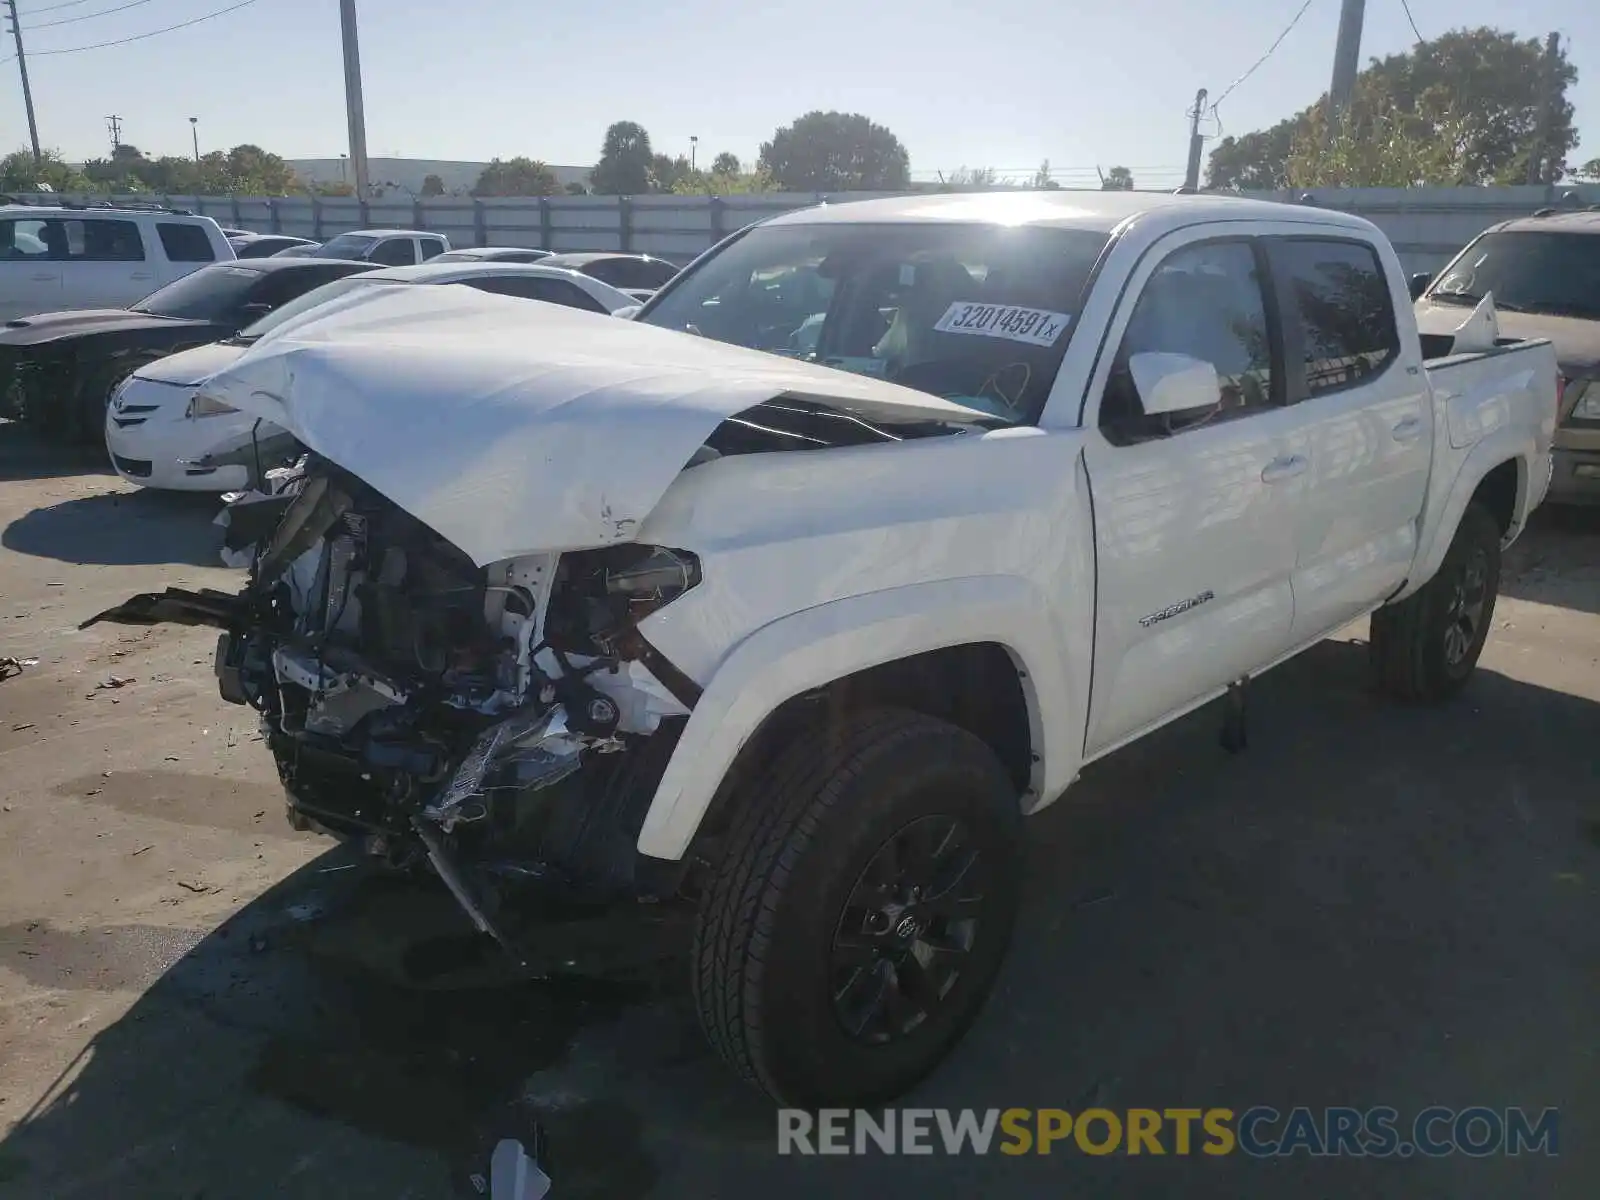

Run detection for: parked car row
[[1, 199, 686, 459], [83, 190, 1561, 1109]]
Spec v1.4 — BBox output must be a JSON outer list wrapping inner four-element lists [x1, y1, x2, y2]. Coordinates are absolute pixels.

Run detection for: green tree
[[650, 153, 693, 192], [670, 167, 777, 195], [224, 144, 298, 193], [421, 173, 446, 196], [711, 151, 741, 176], [1101, 165, 1135, 190], [471, 157, 559, 197], [758, 111, 910, 191], [1206, 27, 1579, 189], [1031, 159, 1061, 189], [589, 121, 654, 194], [0, 148, 91, 193]]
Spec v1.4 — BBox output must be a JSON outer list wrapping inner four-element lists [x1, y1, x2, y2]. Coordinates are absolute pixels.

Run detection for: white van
[[0, 203, 235, 323]]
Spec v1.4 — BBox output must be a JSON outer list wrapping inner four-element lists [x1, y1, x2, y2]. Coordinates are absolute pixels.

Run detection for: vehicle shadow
[[0, 639, 1593, 1199], [1503, 505, 1600, 616], [0, 420, 108, 483], [1, 487, 224, 567]]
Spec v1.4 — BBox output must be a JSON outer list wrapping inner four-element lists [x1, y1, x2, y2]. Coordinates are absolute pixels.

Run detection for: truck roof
[[1491, 209, 1600, 235], [761, 190, 1379, 235]]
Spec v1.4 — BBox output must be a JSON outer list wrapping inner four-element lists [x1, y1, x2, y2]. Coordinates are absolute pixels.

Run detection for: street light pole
[[690, 136, 698, 172], [190, 117, 200, 163], [339, 0, 371, 200]]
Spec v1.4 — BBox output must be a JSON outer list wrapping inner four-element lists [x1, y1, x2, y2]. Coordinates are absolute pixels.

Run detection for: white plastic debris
[[1450, 293, 1501, 355], [490, 1139, 551, 1200]]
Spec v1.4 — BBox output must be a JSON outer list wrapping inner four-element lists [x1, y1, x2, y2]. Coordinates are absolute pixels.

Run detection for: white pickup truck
[[89, 191, 1557, 1108]]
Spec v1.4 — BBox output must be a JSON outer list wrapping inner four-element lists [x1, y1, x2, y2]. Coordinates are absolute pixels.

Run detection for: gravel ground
[[1, 419, 1596, 1198]]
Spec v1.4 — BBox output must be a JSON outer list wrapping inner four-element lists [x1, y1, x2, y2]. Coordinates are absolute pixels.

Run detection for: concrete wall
[[16, 184, 1600, 270]]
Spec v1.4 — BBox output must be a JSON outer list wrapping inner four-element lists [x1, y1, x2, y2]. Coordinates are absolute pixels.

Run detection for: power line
[[1398, 0, 1423, 43], [1211, 0, 1318, 111], [29, 0, 157, 30], [27, 0, 259, 55], [13, 0, 103, 14]]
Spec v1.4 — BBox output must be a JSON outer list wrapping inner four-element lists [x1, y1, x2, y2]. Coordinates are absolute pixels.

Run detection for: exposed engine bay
[[86, 455, 707, 962]]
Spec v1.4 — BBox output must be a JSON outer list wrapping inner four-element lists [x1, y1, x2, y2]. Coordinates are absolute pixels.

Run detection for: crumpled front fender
[[633, 574, 1082, 861]]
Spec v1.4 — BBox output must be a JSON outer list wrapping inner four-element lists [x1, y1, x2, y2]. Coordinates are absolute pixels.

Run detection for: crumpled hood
[[201, 283, 995, 566], [1415, 299, 1600, 377], [131, 339, 249, 386]]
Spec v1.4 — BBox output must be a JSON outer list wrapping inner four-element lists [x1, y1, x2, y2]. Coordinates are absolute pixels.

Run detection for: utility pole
[[1326, 0, 1366, 140], [1183, 87, 1208, 190], [690, 135, 698, 172], [106, 115, 123, 154], [3, 0, 42, 164], [339, 0, 372, 200], [190, 117, 201, 163], [1526, 32, 1561, 186]]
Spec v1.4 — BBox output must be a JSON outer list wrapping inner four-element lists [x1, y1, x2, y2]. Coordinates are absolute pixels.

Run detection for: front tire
[[73, 354, 159, 447], [691, 708, 1023, 1107], [1370, 501, 1502, 703]]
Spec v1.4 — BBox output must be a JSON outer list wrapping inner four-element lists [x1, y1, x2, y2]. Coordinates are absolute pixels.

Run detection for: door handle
[[1391, 415, 1424, 442], [1260, 454, 1308, 484], [130, 272, 154, 280], [30, 273, 56, 282]]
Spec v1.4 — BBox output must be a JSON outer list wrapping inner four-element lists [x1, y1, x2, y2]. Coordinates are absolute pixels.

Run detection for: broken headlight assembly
[[545, 544, 702, 655]]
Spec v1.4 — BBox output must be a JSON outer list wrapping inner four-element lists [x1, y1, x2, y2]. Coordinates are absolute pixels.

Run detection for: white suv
[[0, 203, 234, 322]]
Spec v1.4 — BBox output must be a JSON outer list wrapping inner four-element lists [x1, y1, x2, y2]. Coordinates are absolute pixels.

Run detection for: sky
[[2, 0, 1596, 186]]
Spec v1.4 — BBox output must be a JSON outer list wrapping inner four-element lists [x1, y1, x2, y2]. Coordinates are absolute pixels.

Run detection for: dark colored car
[[537, 251, 680, 292], [431, 246, 552, 264], [229, 233, 319, 259], [0, 257, 377, 443]]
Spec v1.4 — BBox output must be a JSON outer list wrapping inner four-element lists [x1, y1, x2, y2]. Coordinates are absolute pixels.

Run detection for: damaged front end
[[85, 456, 704, 968]]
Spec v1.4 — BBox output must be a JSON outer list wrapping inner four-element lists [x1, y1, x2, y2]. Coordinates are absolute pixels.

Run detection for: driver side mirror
[[1408, 272, 1433, 301], [1129, 351, 1220, 417]]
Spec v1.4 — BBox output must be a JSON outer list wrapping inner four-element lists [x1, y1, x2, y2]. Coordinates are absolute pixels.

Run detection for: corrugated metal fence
[[13, 184, 1600, 270]]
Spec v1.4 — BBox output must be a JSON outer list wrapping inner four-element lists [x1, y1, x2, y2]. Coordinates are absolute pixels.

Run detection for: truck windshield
[[129, 264, 262, 320], [314, 233, 379, 259], [639, 222, 1111, 423], [1428, 231, 1600, 320]]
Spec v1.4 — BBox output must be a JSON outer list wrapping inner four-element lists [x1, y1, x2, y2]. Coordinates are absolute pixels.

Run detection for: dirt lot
[[1, 419, 1596, 1199]]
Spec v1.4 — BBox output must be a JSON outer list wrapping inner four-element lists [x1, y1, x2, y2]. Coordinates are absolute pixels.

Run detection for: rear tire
[[691, 707, 1023, 1107], [1370, 501, 1501, 704]]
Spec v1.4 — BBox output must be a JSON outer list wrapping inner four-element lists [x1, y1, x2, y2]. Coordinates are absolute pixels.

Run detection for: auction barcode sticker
[[932, 302, 1071, 347]]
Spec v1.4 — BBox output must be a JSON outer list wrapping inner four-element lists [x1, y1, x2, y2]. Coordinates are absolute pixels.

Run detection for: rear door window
[[1267, 238, 1399, 399], [464, 275, 607, 312], [70, 218, 146, 262], [157, 222, 217, 263], [419, 237, 447, 260], [369, 237, 418, 266]]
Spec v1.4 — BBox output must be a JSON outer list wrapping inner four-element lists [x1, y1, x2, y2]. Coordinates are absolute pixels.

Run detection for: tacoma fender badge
[[1138, 590, 1215, 628]]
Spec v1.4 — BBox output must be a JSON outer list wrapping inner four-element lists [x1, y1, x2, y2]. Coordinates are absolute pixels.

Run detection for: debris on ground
[[96, 675, 134, 690], [0, 656, 39, 681], [176, 880, 214, 895], [11, 723, 35, 732]]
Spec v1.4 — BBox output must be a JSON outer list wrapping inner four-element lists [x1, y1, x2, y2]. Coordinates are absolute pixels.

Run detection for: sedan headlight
[[1568, 378, 1599, 421], [187, 391, 237, 419]]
